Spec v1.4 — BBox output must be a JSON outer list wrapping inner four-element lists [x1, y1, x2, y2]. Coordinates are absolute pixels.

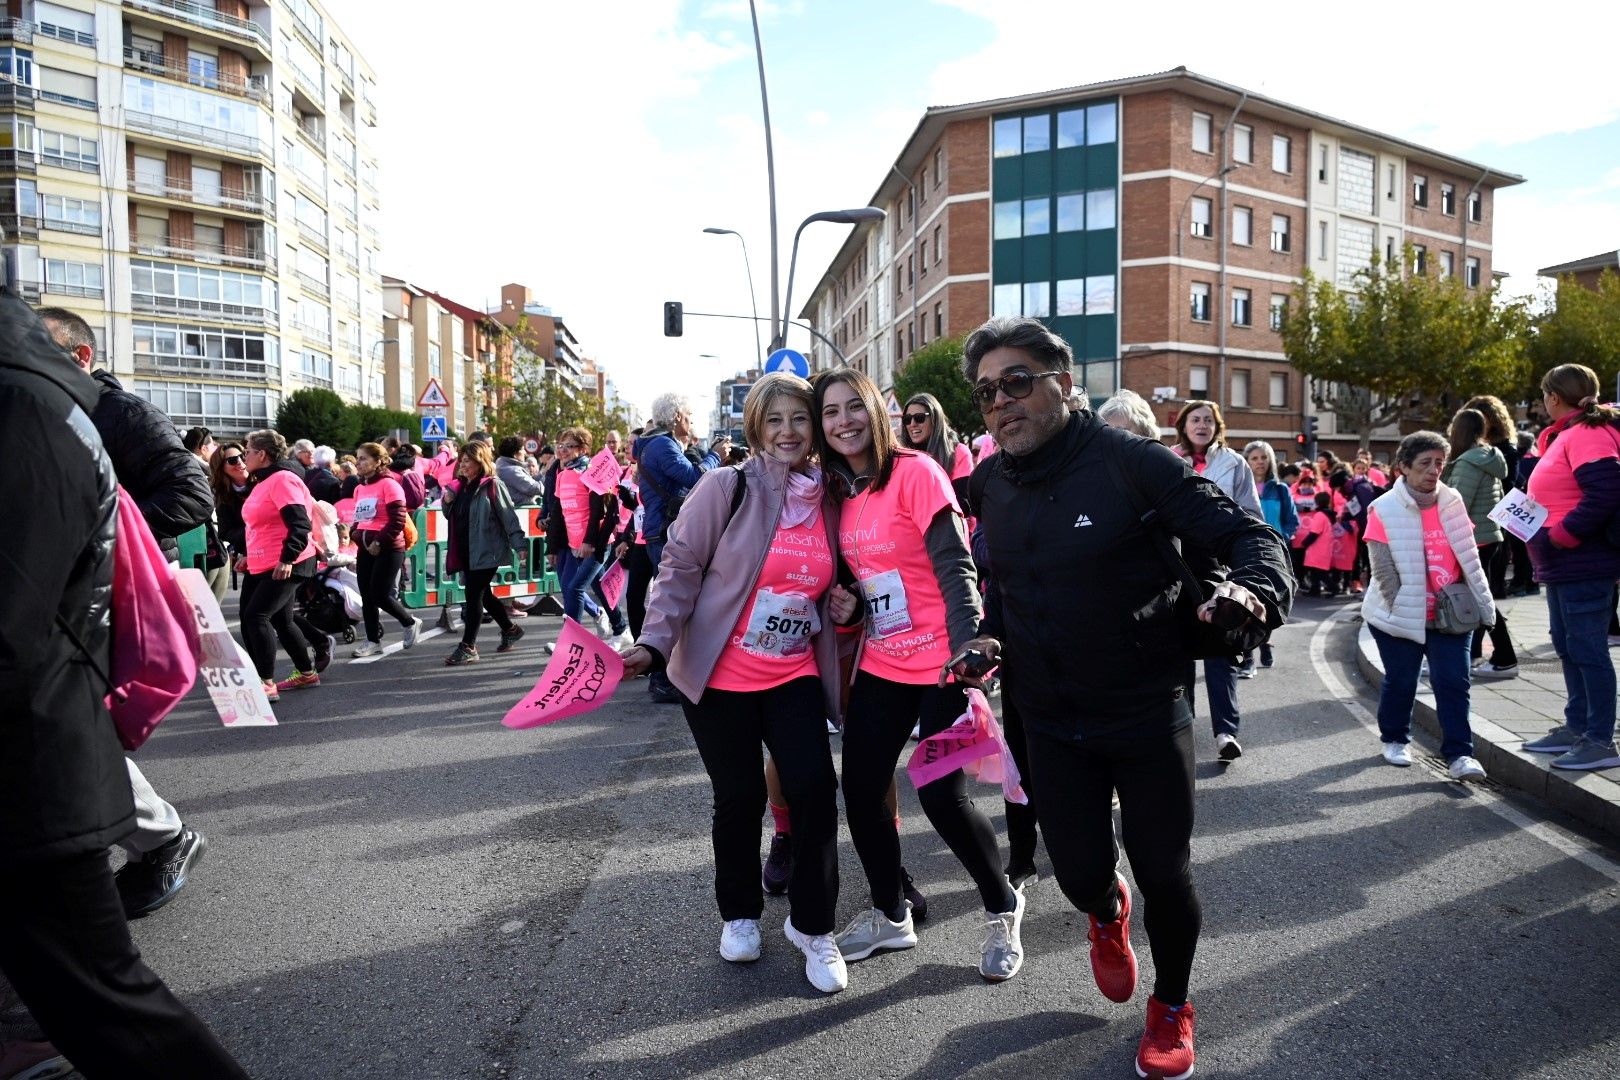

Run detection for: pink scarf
[[781, 467, 823, 529]]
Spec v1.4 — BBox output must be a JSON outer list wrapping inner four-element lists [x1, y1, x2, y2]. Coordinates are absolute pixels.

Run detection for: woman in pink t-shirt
[[238, 429, 327, 699], [622, 374, 848, 993], [349, 441, 422, 658], [900, 392, 974, 507], [814, 367, 1023, 983]]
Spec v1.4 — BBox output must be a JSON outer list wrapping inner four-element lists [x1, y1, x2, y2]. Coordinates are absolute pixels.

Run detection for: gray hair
[[1242, 440, 1279, 483], [1396, 430, 1450, 468], [1097, 389, 1159, 439], [961, 316, 1074, 382], [313, 445, 336, 468], [650, 392, 691, 429], [291, 438, 315, 456]]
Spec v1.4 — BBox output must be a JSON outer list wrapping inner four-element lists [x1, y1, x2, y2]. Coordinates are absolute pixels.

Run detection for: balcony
[[126, 109, 269, 161], [295, 369, 332, 389], [43, 281, 105, 300], [131, 292, 274, 325], [296, 221, 328, 253], [122, 47, 271, 107], [42, 216, 100, 236], [129, 176, 268, 216], [134, 350, 277, 381], [0, 212, 40, 238], [0, 83, 37, 110], [0, 17, 34, 43], [133, 238, 275, 273], [291, 320, 331, 348], [295, 271, 329, 300], [123, 0, 270, 56], [11, 279, 40, 302], [37, 20, 94, 47], [0, 149, 37, 173], [41, 150, 98, 174]]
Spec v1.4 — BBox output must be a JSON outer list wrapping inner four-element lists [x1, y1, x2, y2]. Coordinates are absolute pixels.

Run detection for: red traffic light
[[1294, 433, 1308, 447]]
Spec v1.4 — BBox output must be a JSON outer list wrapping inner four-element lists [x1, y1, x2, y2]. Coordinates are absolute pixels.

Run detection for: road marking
[[348, 627, 445, 664], [1309, 606, 1620, 885]]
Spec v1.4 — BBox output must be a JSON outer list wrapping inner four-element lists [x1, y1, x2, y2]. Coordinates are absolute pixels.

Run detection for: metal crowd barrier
[[401, 504, 560, 611]]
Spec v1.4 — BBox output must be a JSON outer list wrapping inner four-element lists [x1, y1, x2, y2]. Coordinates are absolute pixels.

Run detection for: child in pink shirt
[[1296, 491, 1336, 595]]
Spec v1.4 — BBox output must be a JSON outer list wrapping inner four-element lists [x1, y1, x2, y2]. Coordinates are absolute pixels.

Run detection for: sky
[[321, 0, 1620, 432]]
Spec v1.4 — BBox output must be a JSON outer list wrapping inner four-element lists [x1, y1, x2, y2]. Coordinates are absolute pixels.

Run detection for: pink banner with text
[[598, 559, 627, 610], [580, 448, 622, 495], [502, 617, 625, 729]]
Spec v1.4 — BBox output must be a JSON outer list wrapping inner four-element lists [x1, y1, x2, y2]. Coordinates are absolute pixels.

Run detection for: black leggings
[[1000, 688, 1040, 868], [239, 570, 316, 679], [1471, 541, 1517, 665], [841, 671, 1014, 917], [1028, 722, 1202, 1005], [682, 677, 839, 935], [461, 567, 514, 646], [624, 542, 655, 640], [357, 545, 414, 643]]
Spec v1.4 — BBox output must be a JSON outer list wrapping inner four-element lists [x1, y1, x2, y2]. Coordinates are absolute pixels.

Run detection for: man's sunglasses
[[903, 413, 930, 425], [971, 370, 1064, 411]]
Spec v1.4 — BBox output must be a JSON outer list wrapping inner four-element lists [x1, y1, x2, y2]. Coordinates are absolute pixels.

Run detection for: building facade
[[379, 276, 489, 438], [0, 0, 383, 436], [802, 68, 1521, 446]]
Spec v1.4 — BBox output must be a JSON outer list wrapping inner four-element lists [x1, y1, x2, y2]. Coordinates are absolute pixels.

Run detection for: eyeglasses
[[223, 454, 244, 466], [558, 441, 583, 451], [903, 413, 930, 425], [971, 370, 1064, 411]]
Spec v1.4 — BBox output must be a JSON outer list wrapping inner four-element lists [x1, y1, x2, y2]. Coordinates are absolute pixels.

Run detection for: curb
[[1356, 625, 1620, 838]]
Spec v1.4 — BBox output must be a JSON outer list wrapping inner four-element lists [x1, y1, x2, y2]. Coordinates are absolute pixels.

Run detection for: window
[[1189, 197, 1212, 238], [1466, 256, 1481, 288], [42, 193, 99, 233], [933, 148, 943, 188], [1317, 144, 1329, 182], [1056, 108, 1084, 148], [1317, 220, 1328, 260], [993, 283, 1020, 317], [1190, 366, 1210, 394], [1190, 282, 1211, 322], [39, 130, 97, 171], [1271, 213, 1291, 253], [1269, 294, 1288, 331], [298, 349, 332, 385], [133, 380, 269, 433], [994, 200, 1020, 239], [132, 321, 277, 380], [1056, 278, 1085, 316], [427, 340, 441, 378], [1056, 193, 1084, 232], [1085, 188, 1115, 230], [1233, 123, 1253, 163], [193, 222, 223, 256], [1022, 197, 1049, 236], [1086, 102, 1116, 144], [919, 239, 928, 270], [1412, 174, 1428, 207], [129, 259, 277, 322], [1272, 134, 1292, 174], [1232, 288, 1252, 327], [39, 67, 95, 108], [1192, 112, 1213, 154], [191, 165, 221, 205], [1084, 275, 1115, 315], [1385, 235, 1396, 265], [0, 46, 34, 89], [934, 303, 943, 338], [1269, 372, 1287, 408], [1232, 206, 1252, 246], [1441, 183, 1455, 216], [188, 50, 218, 89], [933, 225, 941, 264], [1023, 281, 1049, 318], [133, 154, 165, 192], [993, 117, 1021, 157], [907, 253, 914, 288], [35, 3, 94, 46], [1412, 245, 1427, 274], [43, 258, 102, 297], [1231, 370, 1250, 408], [1387, 164, 1396, 200], [135, 213, 166, 245], [1468, 191, 1482, 223], [1440, 251, 1454, 278], [1022, 115, 1049, 154]]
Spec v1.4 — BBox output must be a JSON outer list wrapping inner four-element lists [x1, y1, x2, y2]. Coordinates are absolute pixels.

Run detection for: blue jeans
[[1546, 578, 1617, 744], [1203, 656, 1240, 737], [559, 548, 612, 629], [1369, 625, 1474, 762]]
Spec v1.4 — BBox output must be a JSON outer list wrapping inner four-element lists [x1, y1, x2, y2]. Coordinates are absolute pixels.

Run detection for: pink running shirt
[[708, 518, 835, 692], [556, 465, 592, 548], [243, 469, 317, 574], [1365, 503, 1460, 621], [1527, 423, 1620, 534], [351, 474, 405, 536]]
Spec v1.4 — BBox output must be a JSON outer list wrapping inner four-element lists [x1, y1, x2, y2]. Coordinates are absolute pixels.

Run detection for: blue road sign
[[421, 414, 448, 441], [765, 348, 809, 379]]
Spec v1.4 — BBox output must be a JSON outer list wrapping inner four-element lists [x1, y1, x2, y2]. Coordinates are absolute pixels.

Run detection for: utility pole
[[748, 0, 780, 351]]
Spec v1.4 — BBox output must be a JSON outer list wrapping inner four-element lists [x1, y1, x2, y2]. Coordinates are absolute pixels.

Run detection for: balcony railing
[[291, 320, 332, 347], [0, 212, 41, 237], [131, 293, 275, 325], [295, 368, 332, 389], [42, 216, 101, 236], [41, 151, 99, 174], [0, 83, 37, 109], [122, 47, 271, 106], [0, 17, 34, 42], [11, 279, 40, 302], [129, 177, 267, 215], [133, 239, 274, 273], [43, 281, 105, 299], [295, 272, 329, 300], [123, 0, 270, 53], [296, 221, 328, 253], [38, 21, 94, 47], [0, 149, 37, 173], [126, 110, 269, 161], [295, 120, 325, 153], [133, 351, 277, 381]]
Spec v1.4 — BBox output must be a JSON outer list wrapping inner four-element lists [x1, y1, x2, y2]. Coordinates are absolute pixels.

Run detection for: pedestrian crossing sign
[[421, 414, 448, 440]]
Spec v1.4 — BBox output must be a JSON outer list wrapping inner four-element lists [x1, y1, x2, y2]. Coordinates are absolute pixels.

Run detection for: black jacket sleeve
[[94, 385, 212, 540], [587, 491, 616, 552], [278, 503, 311, 565]]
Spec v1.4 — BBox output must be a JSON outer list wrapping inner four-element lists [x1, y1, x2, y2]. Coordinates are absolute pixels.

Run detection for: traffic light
[[663, 301, 684, 337], [1306, 415, 1319, 441], [1294, 432, 1308, 451]]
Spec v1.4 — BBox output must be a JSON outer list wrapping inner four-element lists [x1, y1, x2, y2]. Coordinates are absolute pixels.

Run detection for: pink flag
[[599, 558, 627, 609], [333, 497, 357, 525], [580, 448, 622, 495], [905, 688, 1027, 804], [502, 617, 626, 729]]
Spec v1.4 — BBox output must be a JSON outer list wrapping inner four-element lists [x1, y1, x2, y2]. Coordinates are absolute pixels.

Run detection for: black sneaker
[[1006, 860, 1039, 891], [313, 633, 336, 673], [762, 831, 793, 895], [648, 673, 683, 704], [497, 625, 525, 653], [445, 642, 479, 666], [116, 827, 206, 919], [1235, 656, 1257, 679], [901, 866, 928, 923], [1260, 643, 1274, 668]]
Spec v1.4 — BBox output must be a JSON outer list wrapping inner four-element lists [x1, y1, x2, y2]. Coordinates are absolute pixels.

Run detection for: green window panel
[[1054, 233, 1085, 280], [1085, 230, 1118, 275], [1054, 147, 1087, 193], [1021, 234, 1052, 279], [992, 239, 1023, 283], [1084, 316, 1116, 359]]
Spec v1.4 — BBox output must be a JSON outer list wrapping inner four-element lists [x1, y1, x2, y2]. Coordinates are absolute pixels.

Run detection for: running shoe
[[544, 641, 557, 654], [0, 1039, 74, 1080], [497, 625, 525, 653], [275, 670, 320, 693], [1235, 656, 1256, 679], [980, 885, 1025, 982], [445, 642, 479, 666], [1551, 737, 1620, 771], [901, 865, 929, 922], [352, 640, 382, 658], [1521, 727, 1578, 754], [835, 905, 917, 961], [1006, 860, 1039, 891], [313, 634, 336, 673], [719, 918, 761, 963], [402, 617, 423, 649], [1260, 643, 1274, 668], [784, 917, 847, 994], [595, 610, 613, 637], [1381, 741, 1413, 767], [606, 629, 634, 650], [1215, 733, 1243, 761], [1471, 657, 1519, 679], [1135, 997, 1196, 1080], [116, 826, 206, 919], [261, 678, 280, 703], [1447, 755, 1487, 781], [762, 831, 792, 895], [1087, 875, 1138, 1003]]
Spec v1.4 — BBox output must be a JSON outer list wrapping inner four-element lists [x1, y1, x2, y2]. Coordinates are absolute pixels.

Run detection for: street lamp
[[703, 227, 763, 365], [366, 337, 398, 407], [778, 207, 886, 352]]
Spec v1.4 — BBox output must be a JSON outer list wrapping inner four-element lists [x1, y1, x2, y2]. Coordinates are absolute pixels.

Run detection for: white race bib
[[353, 496, 379, 524], [740, 589, 821, 658], [860, 568, 913, 639], [1487, 488, 1548, 543]]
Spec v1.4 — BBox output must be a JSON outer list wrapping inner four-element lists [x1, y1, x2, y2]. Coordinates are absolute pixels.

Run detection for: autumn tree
[[1526, 269, 1620, 398]]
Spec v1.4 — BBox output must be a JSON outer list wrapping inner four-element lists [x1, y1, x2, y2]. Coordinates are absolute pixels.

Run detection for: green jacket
[[1442, 444, 1506, 545]]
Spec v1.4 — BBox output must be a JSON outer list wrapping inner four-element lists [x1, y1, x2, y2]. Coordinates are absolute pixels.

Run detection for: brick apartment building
[[801, 67, 1523, 448], [1539, 249, 1619, 292]]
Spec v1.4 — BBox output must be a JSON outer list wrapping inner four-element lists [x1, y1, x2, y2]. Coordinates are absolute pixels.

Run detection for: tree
[[893, 334, 979, 439], [487, 342, 632, 445], [349, 404, 421, 445], [276, 388, 356, 448], [1527, 269, 1620, 398], [1281, 249, 1527, 450]]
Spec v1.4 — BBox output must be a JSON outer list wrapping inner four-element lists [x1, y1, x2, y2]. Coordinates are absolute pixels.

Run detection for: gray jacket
[[496, 455, 544, 505], [444, 475, 525, 575], [639, 453, 843, 719]]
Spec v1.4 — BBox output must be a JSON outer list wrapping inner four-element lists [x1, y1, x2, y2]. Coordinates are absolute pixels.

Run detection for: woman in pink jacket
[[1297, 491, 1337, 595], [622, 373, 849, 995]]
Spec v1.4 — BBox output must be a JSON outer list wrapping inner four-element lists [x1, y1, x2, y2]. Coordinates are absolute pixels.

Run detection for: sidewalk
[[1355, 593, 1620, 837]]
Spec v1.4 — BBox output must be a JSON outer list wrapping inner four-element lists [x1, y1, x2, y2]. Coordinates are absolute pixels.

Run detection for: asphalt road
[[126, 596, 1620, 1079]]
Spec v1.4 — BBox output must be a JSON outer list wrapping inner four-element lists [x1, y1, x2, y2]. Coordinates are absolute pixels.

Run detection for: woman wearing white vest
[[1362, 431, 1495, 781]]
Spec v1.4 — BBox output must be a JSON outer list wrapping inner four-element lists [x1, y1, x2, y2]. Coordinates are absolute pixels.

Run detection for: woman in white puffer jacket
[[1362, 431, 1495, 781]]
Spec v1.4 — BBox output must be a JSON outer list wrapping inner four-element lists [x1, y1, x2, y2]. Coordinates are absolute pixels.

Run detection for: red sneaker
[[275, 671, 320, 692], [1136, 996, 1196, 1079], [1087, 874, 1138, 1003]]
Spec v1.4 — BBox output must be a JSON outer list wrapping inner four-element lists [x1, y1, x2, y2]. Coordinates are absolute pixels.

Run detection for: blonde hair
[[743, 372, 814, 451]]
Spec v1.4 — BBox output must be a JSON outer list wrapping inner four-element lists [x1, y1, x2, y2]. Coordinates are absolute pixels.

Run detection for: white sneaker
[[545, 641, 557, 654], [1382, 741, 1413, 767], [910, 722, 921, 741], [352, 640, 382, 658], [402, 617, 422, 649], [980, 883, 1025, 982], [783, 918, 847, 993], [595, 610, 613, 636], [826, 718, 840, 735], [1471, 657, 1519, 679], [835, 905, 917, 961], [606, 629, 633, 650], [1448, 755, 1487, 782], [1215, 733, 1243, 761], [718, 918, 761, 963]]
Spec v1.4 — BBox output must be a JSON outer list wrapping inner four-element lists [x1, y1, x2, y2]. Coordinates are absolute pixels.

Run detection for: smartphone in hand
[[947, 647, 996, 679]]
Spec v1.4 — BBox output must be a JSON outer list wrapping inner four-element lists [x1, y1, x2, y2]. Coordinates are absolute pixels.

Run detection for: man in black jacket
[[0, 286, 248, 1077], [39, 307, 211, 920], [958, 317, 1292, 1080]]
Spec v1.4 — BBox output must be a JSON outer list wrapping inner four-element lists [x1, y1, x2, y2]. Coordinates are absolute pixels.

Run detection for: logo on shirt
[[1073, 513, 1094, 528]]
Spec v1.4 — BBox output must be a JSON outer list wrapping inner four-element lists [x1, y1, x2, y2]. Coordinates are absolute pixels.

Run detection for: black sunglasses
[[903, 413, 930, 425], [223, 454, 244, 465], [971, 370, 1064, 411]]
